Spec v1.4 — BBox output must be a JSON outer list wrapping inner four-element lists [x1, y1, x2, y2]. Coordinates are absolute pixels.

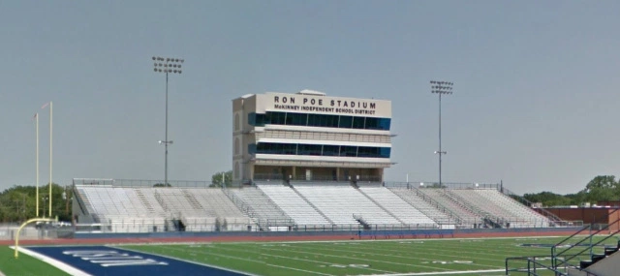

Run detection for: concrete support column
[[336, 168, 340, 181]]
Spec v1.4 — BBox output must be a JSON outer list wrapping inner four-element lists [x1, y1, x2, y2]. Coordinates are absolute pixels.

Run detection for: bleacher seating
[[359, 187, 437, 227], [230, 187, 294, 228], [417, 188, 484, 227], [186, 188, 251, 230], [294, 185, 401, 226], [448, 189, 550, 228], [76, 185, 166, 232], [75, 185, 251, 232], [75, 182, 555, 232], [388, 188, 456, 226], [257, 185, 332, 226]]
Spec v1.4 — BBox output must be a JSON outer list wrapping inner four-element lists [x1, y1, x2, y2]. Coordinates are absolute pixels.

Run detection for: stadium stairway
[[134, 189, 154, 213], [221, 188, 263, 230], [73, 186, 91, 217], [392, 187, 462, 226], [355, 187, 407, 226], [506, 209, 620, 276], [288, 185, 335, 225], [443, 189, 505, 228], [353, 214, 371, 230], [568, 244, 620, 276], [551, 209, 620, 275]]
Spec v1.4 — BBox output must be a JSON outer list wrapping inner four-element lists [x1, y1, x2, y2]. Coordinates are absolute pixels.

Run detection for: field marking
[[355, 268, 506, 275], [258, 251, 397, 274], [11, 246, 92, 276], [285, 241, 501, 268], [240, 244, 452, 272], [160, 243, 399, 275], [196, 243, 400, 274], [111, 245, 259, 276], [115, 236, 584, 276], [266, 263, 335, 276], [154, 244, 266, 264]]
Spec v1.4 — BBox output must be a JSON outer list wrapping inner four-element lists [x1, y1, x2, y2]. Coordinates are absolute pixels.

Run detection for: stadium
[[3, 91, 620, 276]]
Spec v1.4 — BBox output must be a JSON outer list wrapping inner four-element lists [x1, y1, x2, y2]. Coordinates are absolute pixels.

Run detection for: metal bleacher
[[417, 188, 485, 228], [294, 185, 401, 226], [449, 188, 551, 228], [76, 185, 166, 232], [75, 185, 251, 232], [186, 188, 251, 231], [74, 177, 557, 233], [257, 185, 332, 226], [230, 187, 295, 229], [388, 187, 456, 227], [359, 187, 437, 227]]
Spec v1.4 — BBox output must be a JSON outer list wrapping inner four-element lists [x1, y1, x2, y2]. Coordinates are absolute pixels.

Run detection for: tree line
[[0, 183, 72, 223], [523, 175, 620, 207]]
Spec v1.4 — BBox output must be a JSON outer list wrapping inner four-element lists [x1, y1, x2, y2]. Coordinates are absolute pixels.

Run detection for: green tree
[[585, 175, 617, 189], [523, 191, 571, 207], [153, 183, 172, 187], [581, 175, 620, 203], [210, 171, 232, 187], [0, 183, 71, 223]]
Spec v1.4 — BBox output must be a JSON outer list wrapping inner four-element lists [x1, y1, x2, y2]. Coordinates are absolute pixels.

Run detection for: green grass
[[1, 236, 615, 276], [0, 246, 69, 276], [121, 236, 608, 276]]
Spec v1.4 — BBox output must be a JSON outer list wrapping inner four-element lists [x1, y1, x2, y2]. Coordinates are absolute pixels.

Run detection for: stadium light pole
[[430, 81, 453, 187], [153, 56, 183, 186]]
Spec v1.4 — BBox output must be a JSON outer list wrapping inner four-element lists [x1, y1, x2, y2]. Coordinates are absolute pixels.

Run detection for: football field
[[1, 236, 608, 276]]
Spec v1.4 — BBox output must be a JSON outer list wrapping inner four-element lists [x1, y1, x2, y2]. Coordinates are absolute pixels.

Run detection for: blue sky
[[1, 1, 619, 195]]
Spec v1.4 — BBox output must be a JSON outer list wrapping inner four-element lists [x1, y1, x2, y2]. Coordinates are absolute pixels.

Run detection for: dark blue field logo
[[63, 250, 168, 267]]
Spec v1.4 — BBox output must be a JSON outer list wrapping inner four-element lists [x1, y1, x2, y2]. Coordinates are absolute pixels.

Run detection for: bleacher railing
[[74, 178, 212, 188], [387, 183, 482, 228], [501, 187, 564, 223], [253, 174, 383, 182], [72, 221, 444, 233], [223, 186, 296, 230]]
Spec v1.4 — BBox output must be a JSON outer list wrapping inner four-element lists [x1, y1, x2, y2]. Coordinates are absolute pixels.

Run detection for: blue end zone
[[27, 245, 249, 276]]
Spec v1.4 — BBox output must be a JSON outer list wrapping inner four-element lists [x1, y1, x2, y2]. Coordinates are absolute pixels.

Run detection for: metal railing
[[505, 255, 560, 276], [551, 209, 620, 274], [502, 187, 564, 223], [253, 174, 383, 182], [505, 209, 619, 275]]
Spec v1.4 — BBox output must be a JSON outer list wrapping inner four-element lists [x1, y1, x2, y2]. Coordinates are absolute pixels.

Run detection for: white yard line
[[354, 268, 506, 276], [266, 263, 335, 276], [198, 242, 400, 274], [257, 244, 451, 271], [10, 246, 92, 276]]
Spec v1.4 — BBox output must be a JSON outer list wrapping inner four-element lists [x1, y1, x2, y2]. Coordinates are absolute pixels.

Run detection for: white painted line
[[111, 245, 259, 276], [10, 246, 92, 276], [267, 263, 335, 276], [354, 268, 506, 276]]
